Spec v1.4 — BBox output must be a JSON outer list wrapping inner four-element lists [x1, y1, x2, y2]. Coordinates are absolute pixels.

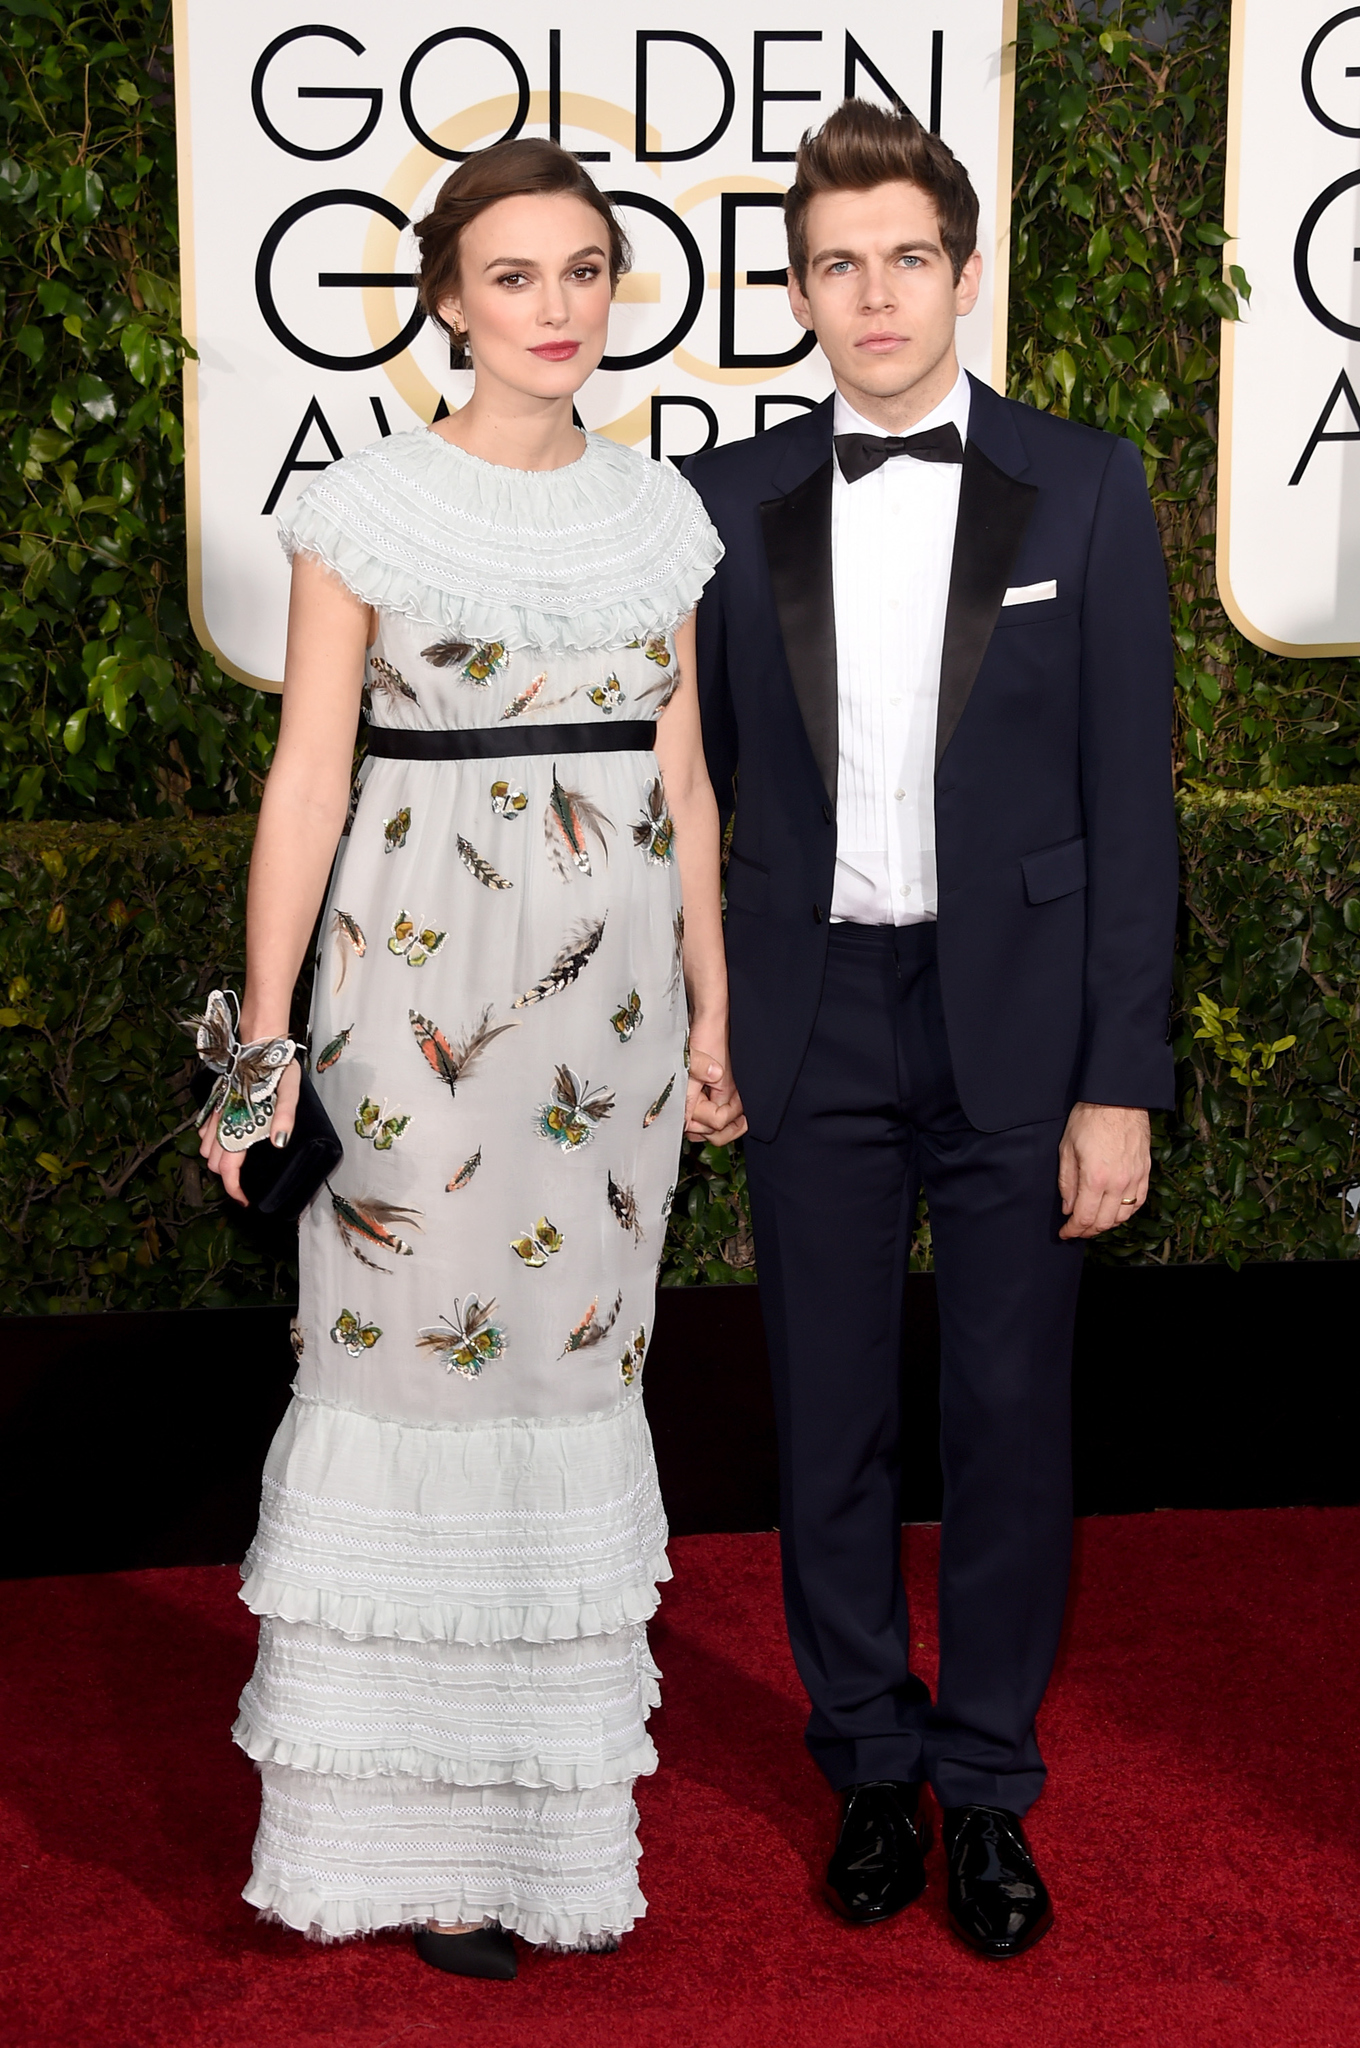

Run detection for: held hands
[[684, 1025, 748, 1146], [199, 1054, 301, 1208], [1057, 1102, 1151, 1240]]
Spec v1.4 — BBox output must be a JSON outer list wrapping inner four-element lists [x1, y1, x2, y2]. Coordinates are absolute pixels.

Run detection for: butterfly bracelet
[[185, 987, 299, 1154]]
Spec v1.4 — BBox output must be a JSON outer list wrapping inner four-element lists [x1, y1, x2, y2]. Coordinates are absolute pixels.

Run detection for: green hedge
[[1, 796, 1354, 1314], [2, 0, 1358, 1308]]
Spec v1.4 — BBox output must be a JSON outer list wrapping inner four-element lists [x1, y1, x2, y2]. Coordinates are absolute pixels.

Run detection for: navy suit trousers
[[742, 921, 1084, 1813]]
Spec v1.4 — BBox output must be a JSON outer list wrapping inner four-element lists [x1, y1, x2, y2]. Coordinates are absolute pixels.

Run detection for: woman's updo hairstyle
[[414, 138, 631, 368]]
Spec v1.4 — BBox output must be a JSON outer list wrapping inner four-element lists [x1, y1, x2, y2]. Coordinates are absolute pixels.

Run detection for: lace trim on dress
[[245, 1765, 645, 1946], [277, 429, 723, 653], [234, 1615, 661, 1790], [240, 1388, 671, 1646]]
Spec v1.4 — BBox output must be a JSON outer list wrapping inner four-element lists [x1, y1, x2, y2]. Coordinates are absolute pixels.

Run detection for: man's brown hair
[[414, 138, 630, 367], [784, 99, 979, 287]]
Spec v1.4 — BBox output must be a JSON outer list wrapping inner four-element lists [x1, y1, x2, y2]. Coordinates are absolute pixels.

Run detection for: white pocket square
[[1002, 579, 1058, 606]]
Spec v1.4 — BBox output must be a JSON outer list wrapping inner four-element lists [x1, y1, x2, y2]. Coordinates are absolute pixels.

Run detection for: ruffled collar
[[277, 428, 722, 654]]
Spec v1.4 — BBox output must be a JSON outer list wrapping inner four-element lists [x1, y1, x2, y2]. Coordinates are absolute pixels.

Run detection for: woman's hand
[[199, 1057, 301, 1208], [684, 1029, 747, 1146]]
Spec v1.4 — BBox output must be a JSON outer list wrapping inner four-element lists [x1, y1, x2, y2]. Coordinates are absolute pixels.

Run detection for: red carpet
[[2, 1510, 1358, 2047]]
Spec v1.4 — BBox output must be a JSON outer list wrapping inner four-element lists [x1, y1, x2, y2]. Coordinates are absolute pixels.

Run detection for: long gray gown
[[230, 427, 721, 1945]]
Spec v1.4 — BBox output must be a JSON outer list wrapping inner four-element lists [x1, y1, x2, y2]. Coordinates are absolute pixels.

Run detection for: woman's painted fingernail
[[271, 1130, 290, 1149]]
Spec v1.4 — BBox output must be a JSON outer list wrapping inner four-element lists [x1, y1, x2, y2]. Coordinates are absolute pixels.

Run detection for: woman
[[198, 138, 744, 1978]]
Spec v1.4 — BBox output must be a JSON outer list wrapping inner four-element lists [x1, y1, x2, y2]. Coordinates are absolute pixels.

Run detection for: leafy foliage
[[1009, 0, 1360, 788], [1095, 788, 1360, 1267], [0, 818, 296, 1311], [3, 797, 1352, 1313], [0, 0, 279, 823], [0, 0, 1356, 1307]]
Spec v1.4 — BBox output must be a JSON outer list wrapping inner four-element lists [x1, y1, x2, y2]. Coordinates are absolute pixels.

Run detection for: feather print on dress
[[331, 910, 366, 991], [315, 1026, 353, 1074], [329, 1190, 422, 1269], [643, 1075, 675, 1127], [367, 655, 419, 703], [513, 916, 607, 1008], [500, 673, 547, 721], [419, 637, 470, 668], [418, 1295, 507, 1378], [545, 769, 612, 879], [457, 837, 513, 890], [668, 909, 685, 1003], [607, 1170, 645, 1243], [536, 1064, 615, 1150], [633, 777, 675, 864], [410, 1006, 517, 1100], [446, 1146, 482, 1192], [560, 1289, 623, 1355], [422, 637, 507, 684]]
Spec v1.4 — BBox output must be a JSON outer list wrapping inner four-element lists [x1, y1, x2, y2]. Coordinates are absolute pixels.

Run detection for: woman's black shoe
[[414, 1924, 518, 1979], [942, 1805, 1053, 1958], [825, 1780, 930, 1923]]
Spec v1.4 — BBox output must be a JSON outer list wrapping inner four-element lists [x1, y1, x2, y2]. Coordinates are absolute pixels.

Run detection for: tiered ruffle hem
[[234, 1387, 669, 1946]]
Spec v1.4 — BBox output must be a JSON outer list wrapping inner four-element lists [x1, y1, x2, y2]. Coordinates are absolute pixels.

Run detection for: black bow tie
[[834, 422, 964, 483]]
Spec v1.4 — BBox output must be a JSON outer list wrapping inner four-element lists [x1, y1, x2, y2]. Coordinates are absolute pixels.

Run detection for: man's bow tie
[[834, 422, 964, 483]]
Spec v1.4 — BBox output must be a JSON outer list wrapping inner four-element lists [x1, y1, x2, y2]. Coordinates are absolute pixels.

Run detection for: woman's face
[[438, 191, 615, 401]]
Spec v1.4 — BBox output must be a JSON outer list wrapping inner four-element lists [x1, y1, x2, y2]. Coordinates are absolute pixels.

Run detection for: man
[[685, 99, 1176, 1958]]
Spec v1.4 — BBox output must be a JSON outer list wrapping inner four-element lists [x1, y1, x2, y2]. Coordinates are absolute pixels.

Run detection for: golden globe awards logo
[[1220, 2, 1360, 654], [172, 3, 1017, 686]]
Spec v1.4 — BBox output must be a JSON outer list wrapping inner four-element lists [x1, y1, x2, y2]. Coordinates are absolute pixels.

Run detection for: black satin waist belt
[[364, 720, 657, 761]]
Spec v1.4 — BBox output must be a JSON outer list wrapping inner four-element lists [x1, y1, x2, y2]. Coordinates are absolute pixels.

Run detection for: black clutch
[[193, 1055, 343, 1219]]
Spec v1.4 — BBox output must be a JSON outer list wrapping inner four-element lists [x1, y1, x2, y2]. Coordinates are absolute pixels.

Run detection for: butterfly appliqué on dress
[[388, 910, 446, 966], [633, 777, 674, 864], [510, 1216, 564, 1268], [354, 1096, 410, 1150], [536, 1064, 615, 1151], [610, 989, 642, 1042], [331, 1308, 382, 1354], [418, 1295, 507, 1378]]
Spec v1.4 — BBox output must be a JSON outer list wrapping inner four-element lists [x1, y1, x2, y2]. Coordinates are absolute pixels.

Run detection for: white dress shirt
[[829, 366, 971, 925]]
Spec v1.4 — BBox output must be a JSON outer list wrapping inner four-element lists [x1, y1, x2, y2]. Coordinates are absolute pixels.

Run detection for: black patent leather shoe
[[414, 1924, 517, 1979], [825, 1780, 929, 1923], [942, 1805, 1053, 1959]]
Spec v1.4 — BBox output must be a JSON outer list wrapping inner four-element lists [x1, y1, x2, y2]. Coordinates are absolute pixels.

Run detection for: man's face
[[788, 180, 982, 407]]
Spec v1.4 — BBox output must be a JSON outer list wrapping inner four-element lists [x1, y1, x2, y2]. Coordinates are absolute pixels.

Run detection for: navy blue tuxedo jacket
[[685, 375, 1178, 1138]]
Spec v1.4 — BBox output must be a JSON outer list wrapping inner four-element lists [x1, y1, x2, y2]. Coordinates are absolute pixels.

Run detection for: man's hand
[[684, 1038, 748, 1146], [1057, 1102, 1150, 1240]]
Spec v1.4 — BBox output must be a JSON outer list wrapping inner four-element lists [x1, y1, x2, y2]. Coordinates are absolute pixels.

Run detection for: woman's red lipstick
[[530, 341, 580, 361]]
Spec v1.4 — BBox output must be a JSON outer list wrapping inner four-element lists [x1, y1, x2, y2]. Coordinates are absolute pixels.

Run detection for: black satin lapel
[[936, 443, 1038, 767], [760, 457, 837, 808]]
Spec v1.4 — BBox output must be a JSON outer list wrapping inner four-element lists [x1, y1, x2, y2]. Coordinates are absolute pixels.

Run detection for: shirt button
[[889, 695, 902, 706], [899, 886, 910, 899], [894, 788, 905, 801]]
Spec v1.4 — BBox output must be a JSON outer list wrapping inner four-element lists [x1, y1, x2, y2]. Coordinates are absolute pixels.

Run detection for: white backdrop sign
[[1221, 2, 1360, 654], [172, 2, 1018, 688]]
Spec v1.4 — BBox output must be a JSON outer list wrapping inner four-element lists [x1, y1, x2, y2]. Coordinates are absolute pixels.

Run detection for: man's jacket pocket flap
[[1021, 836, 1087, 905]]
